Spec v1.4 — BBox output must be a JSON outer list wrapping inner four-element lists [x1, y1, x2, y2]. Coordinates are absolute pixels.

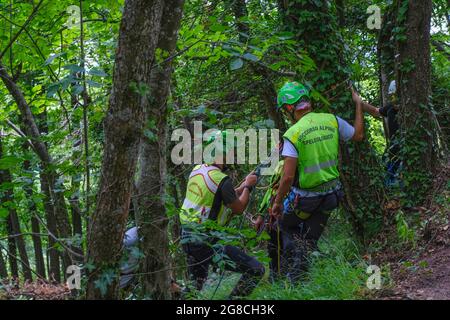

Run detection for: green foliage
[[0, 155, 22, 170], [366, 116, 387, 156], [94, 268, 117, 297], [0, 0, 447, 300], [431, 31, 450, 144], [181, 218, 269, 254], [199, 217, 368, 300], [395, 211, 417, 247]]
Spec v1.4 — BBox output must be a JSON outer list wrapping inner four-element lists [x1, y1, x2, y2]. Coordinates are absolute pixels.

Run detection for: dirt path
[[389, 245, 450, 300]]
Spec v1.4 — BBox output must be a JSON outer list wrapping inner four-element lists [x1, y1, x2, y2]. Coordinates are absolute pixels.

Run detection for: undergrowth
[[197, 214, 371, 300]]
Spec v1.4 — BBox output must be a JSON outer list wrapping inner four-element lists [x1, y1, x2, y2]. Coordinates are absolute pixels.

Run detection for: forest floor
[[0, 280, 70, 300], [374, 164, 450, 300], [392, 246, 450, 299], [376, 238, 450, 300]]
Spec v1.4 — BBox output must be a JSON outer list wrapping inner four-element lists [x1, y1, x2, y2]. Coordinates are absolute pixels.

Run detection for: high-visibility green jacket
[[283, 112, 340, 190], [180, 164, 230, 226]]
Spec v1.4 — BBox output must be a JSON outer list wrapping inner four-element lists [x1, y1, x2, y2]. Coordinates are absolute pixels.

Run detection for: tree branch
[[0, 0, 45, 61], [4, 119, 37, 153], [0, 63, 51, 164]]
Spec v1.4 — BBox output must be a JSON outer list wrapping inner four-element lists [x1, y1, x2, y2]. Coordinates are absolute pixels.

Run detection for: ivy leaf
[[210, 23, 227, 32], [62, 64, 84, 73], [312, 0, 322, 7], [222, 44, 241, 57], [277, 31, 294, 40], [230, 58, 244, 70], [242, 53, 258, 62], [88, 68, 108, 77], [60, 76, 76, 91], [94, 270, 115, 297], [193, 104, 206, 115], [130, 246, 145, 259], [46, 83, 59, 98], [143, 129, 157, 142], [72, 84, 84, 95], [86, 80, 103, 88]]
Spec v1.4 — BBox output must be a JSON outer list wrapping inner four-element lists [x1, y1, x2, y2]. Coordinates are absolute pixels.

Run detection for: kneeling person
[[180, 130, 265, 299]]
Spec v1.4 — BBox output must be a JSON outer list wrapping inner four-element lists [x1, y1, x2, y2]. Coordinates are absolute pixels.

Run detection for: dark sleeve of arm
[[379, 104, 390, 117], [220, 177, 237, 205]]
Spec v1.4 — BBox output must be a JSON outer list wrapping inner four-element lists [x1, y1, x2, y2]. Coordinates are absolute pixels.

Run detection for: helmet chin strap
[[281, 104, 296, 121], [283, 100, 311, 122], [288, 110, 296, 122]]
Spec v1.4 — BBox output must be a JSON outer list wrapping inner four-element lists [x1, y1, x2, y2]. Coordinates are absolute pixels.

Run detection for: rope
[[277, 220, 281, 275]]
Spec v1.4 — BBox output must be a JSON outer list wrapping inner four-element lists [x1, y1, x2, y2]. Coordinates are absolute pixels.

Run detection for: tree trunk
[[40, 171, 61, 283], [8, 208, 33, 281], [136, 0, 184, 299], [30, 215, 46, 279], [36, 111, 63, 282], [70, 177, 83, 261], [46, 175, 73, 274], [6, 215, 19, 279], [394, 0, 443, 203], [70, 174, 83, 263], [168, 79, 190, 283], [86, 0, 165, 299], [0, 248, 7, 279], [335, 0, 345, 28], [0, 66, 74, 271], [69, 98, 84, 263], [0, 136, 33, 281], [1, 140, 18, 280], [27, 181, 47, 280], [377, 5, 396, 144], [23, 142, 46, 279], [278, 0, 385, 241]]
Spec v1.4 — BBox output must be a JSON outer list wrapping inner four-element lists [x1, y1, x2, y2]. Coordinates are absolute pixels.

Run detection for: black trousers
[[268, 189, 344, 282], [182, 241, 265, 298]]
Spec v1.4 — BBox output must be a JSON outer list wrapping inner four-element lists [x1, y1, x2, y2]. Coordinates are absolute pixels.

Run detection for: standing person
[[270, 81, 364, 281], [180, 130, 265, 299], [360, 80, 401, 186]]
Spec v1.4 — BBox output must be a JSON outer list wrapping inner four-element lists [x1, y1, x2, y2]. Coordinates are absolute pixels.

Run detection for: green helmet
[[205, 130, 226, 146], [277, 82, 310, 109]]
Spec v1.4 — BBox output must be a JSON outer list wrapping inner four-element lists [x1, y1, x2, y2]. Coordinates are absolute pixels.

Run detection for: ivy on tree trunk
[[394, 0, 444, 204], [136, 0, 185, 300], [86, 0, 165, 299], [278, 0, 385, 241]]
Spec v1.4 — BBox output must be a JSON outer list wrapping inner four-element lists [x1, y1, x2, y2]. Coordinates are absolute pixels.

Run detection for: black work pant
[[268, 189, 343, 282], [182, 241, 265, 298]]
